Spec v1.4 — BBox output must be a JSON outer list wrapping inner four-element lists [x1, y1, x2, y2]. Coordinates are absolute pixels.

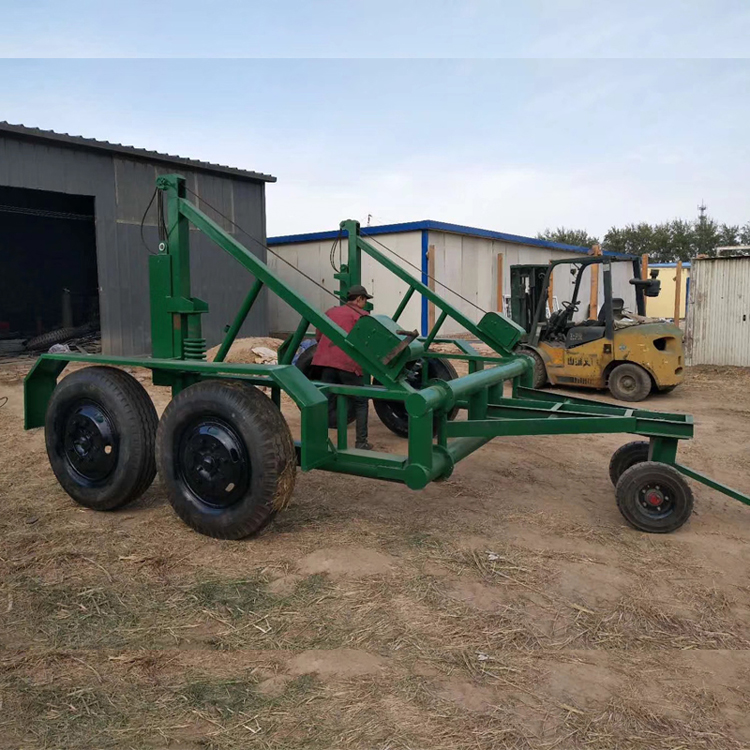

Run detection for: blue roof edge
[[268, 219, 634, 259]]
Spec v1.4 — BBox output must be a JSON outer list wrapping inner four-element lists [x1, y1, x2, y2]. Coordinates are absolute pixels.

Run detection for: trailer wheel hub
[[645, 489, 664, 506], [63, 401, 117, 482], [637, 482, 673, 516], [178, 418, 250, 508]]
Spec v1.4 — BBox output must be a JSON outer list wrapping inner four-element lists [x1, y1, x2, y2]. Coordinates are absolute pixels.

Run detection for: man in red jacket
[[312, 284, 373, 450]]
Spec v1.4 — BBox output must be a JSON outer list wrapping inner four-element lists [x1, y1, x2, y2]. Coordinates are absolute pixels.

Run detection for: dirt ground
[[1, 349, 750, 749]]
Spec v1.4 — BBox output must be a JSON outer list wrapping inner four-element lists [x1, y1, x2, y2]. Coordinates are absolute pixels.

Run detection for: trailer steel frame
[[24, 174, 750, 528]]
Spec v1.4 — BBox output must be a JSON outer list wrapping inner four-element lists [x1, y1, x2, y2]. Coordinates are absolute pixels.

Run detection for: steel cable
[[360, 229, 487, 315], [182, 184, 343, 305]]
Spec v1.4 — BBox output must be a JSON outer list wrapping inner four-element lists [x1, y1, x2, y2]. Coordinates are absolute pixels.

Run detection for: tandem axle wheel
[[610, 444, 694, 533]]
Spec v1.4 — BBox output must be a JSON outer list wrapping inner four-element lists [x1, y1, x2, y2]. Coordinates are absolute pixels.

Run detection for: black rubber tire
[[294, 344, 320, 381], [658, 385, 678, 394], [608, 363, 652, 402], [615, 461, 694, 533], [516, 346, 547, 389], [45, 366, 157, 511], [156, 380, 296, 539], [25, 323, 93, 352], [294, 343, 355, 427], [609, 441, 650, 486], [374, 358, 459, 438]]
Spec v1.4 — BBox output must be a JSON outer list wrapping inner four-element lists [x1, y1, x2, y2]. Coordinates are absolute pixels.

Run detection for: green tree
[[717, 224, 740, 246], [539, 212, 750, 261], [695, 213, 719, 256], [537, 227, 600, 248], [666, 219, 694, 262], [602, 223, 670, 259]]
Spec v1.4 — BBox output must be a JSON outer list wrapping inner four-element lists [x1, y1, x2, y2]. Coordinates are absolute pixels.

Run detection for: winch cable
[[163, 186, 484, 324], [139, 188, 159, 256], [360, 229, 487, 315], [182, 185, 347, 310]]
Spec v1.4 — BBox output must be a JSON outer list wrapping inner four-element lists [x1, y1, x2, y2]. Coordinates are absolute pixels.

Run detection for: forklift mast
[[510, 255, 654, 347]]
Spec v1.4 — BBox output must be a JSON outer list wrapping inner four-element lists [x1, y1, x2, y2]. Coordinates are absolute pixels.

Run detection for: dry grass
[[2, 360, 750, 748]]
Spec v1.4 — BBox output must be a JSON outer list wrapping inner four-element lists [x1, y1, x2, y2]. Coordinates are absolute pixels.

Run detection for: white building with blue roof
[[267, 220, 636, 336]]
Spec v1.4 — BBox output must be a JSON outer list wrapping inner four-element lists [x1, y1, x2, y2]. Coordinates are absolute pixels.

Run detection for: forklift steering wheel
[[561, 300, 578, 313]]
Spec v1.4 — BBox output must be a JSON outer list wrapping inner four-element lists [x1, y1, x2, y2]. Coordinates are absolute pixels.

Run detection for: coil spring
[[183, 337, 207, 360]]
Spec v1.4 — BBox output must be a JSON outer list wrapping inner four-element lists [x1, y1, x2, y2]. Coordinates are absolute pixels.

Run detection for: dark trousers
[[320, 367, 369, 445]]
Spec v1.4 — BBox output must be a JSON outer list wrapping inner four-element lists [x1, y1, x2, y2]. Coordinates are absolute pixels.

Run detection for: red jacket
[[313, 303, 368, 375]]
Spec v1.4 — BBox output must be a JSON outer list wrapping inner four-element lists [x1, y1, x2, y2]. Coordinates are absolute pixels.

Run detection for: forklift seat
[[598, 297, 624, 324]]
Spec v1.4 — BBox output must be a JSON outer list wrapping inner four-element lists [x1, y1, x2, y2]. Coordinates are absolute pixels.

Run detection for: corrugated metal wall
[[0, 135, 268, 355], [685, 257, 750, 366], [266, 229, 638, 335]]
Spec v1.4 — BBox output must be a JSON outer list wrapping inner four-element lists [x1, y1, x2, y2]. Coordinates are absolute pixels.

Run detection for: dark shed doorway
[[0, 186, 99, 341]]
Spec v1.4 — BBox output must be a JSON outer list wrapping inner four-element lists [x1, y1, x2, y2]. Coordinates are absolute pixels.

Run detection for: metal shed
[[685, 256, 750, 366], [267, 220, 637, 336], [0, 122, 275, 355]]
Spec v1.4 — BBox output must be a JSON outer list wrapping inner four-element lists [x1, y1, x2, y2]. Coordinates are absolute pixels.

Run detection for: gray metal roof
[[0, 121, 276, 184]]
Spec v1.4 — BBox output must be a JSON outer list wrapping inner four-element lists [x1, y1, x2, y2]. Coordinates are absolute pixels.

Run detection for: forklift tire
[[615, 461, 693, 533], [608, 363, 652, 402], [374, 358, 459, 438], [609, 441, 650, 486], [516, 346, 547, 389], [156, 380, 296, 539], [294, 343, 356, 427], [45, 366, 158, 511]]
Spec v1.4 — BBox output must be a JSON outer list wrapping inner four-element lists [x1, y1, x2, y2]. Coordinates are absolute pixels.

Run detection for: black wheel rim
[[62, 400, 118, 485], [177, 418, 250, 508], [618, 374, 637, 394], [636, 480, 675, 519]]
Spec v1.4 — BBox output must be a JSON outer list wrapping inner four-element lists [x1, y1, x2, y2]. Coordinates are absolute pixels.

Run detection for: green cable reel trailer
[[23, 175, 750, 539]]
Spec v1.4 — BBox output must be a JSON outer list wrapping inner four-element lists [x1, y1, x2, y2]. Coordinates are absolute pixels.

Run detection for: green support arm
[[353, 231, 525, 355], [178, 197, 350, 353]]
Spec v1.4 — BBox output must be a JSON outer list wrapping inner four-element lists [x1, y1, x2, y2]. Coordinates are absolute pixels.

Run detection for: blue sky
[[1, 1, 749, 238]]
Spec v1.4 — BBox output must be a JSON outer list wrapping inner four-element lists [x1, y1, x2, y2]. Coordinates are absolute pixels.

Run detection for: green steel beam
[[409, 357, 530, 416], [177, 196, 350, 353], [446, 416, 636, 438], [23, 176, 750, 520], [279, 316, 310, 366], [24, 356, 68, 429], [177, 196, 406, 388], [424, 309, 448, 349], [649, 436, 679, 463], [674, 464, 750, 506], [214, 278, 264, 363], [355, 234, 525, 355], [336, 395, 348, 450], [392, 286, 416, 322]]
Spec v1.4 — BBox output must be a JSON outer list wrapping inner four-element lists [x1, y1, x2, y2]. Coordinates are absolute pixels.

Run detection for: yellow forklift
[[510, 257, 684, 401]]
